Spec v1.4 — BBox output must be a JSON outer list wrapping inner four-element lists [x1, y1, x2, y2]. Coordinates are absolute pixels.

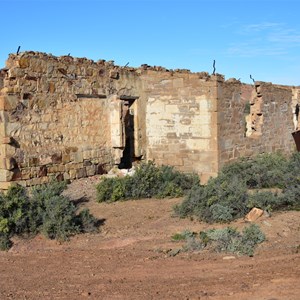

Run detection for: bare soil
[[0, 176, 299, 300]]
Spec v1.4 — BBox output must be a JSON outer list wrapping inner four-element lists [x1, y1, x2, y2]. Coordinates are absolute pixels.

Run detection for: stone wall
[[218, 80, 297, 169], [142, 70, 220, 182], [0, 51, 298, 188], [0, 52, 144, 188]]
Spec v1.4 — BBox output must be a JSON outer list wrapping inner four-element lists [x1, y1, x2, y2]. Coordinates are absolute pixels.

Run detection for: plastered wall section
[[0, 52, 142, 188], [217, 80, 296, 169], [143, 71, 219, 182]]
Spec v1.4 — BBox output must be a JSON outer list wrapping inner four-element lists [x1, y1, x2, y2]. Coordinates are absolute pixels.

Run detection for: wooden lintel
[[119, 95, 139, 101], [76, 94, 107, 99]]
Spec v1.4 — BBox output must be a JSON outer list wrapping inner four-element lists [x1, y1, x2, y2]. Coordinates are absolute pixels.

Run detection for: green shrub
[[0, 181, 99, 250], [238, 224, 266, 256], [209, 204, 234, 223], [204, 227, 241, 253], [183, 236, 204, 252], [205, 224, 265, 256], [171, 229, 195, 241], [0, 233, 12, 251], [96, 161, 199, 202], [176, 224, 265, 256], [76, 208, 99, 233], [175, 152, 300, 222], [97, 177, 129, 203], [0, 185, 32, 237], [222, 152, 288, 189], [40, 195, 79, 241], [175, 174, 248, 223], [247, 191, 279, 213]]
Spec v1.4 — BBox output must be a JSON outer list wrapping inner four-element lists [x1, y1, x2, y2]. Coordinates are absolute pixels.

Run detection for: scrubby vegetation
[[96, 161, 199, 202], [174, 152, 300, 223], [0, 181, 98, 251], [172, 224, 265, 256]]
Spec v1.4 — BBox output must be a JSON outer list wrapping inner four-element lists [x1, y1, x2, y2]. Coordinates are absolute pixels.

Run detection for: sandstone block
[[62, 153, 71, 163], [0, 95, 5, 110], [15, 180, 27, 187], [2, 136, 13, 144], [1, 144, 16, 157], [38, 166, 47, 177], [245, 207, 264, 222], [73, 151, 83, 163], [83, 160, 92, 166], [0, 181, 13, 190], [69, 169, 77, 179], [48, 82, 56, 93], [18, 57, 30, 69], [76, 167, 87, 179], [86, 165, 96, 176], [6, 122, 21, 136], [58, 164, 65, 172], [109, 70, 119, 79], [8, 67, 25, 78], [21, 169, 31, 180], [51, 153, 62, 164], [83, 150, 92, 160], [28, 157, 39, 167], [3, 157, 17, 170], [41, 176, 49, 184], [40, 154, 52, 165], [0, 169, 14, 181], [63, 172, 70, 181]]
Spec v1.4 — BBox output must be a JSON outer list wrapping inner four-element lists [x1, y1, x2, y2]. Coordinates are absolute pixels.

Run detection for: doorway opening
[[118, 97, 137, 169]]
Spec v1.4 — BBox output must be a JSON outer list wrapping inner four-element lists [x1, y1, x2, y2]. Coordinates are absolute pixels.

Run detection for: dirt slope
[[0, 176, 299, 300]]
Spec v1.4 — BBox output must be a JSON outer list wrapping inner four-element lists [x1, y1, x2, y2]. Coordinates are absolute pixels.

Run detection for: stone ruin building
[[0, 51, 299, 189]]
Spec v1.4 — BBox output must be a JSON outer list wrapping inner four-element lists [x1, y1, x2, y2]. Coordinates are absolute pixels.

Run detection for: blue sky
[[1, 0, 300, 85]]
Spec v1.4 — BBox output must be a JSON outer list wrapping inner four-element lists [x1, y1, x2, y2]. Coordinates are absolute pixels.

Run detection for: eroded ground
[[0, 176, 299, 300]]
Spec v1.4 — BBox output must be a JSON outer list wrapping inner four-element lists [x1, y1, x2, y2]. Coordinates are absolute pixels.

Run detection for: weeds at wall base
[[175, 152, 300, 223], [96, 161, 199, 202]]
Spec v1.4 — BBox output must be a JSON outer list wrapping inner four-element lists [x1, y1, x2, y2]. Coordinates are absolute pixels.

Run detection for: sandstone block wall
[[0, 51, 298, 188], [0, 52, 144, 188], [142, 71, 220, 182], [218, 80, 297, 169]]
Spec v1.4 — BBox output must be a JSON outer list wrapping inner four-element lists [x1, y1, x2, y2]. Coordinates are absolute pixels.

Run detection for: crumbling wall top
[[4, 51, 226, 81]]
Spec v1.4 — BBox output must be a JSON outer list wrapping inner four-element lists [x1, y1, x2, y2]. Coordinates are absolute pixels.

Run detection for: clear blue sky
[[1, 0, 300, 85]]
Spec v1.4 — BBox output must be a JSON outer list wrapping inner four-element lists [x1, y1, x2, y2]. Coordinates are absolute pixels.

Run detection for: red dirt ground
[[0, 176, 299, 299]]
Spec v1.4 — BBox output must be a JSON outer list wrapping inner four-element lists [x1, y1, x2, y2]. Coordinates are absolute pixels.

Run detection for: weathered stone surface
[[18, 57, 30, 68], [0, 181, 13, 190], [0, 51, 297, 188], [0, 169, 14, 181], [245, 208, 264, 222], [2, 136, 13, 144], [3, 157, 17, 170]]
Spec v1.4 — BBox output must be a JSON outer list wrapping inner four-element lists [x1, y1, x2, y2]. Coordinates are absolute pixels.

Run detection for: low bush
[[0, 181, 98, 250], [96, 161, 199, 202], [174, 174, 248, 223], [222, 152, 288, 189], [171, 229, 195, 241], [175, 152, 300, 222], [203, 224, 265, 256], [174, 224, 265, 256]]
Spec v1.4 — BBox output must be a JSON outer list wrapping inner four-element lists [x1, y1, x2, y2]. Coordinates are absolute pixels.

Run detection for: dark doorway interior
[[119, 100, 135, 169]]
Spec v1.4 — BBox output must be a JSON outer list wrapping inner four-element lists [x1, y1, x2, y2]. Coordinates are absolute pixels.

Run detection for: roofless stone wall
[[0, 51, 298, 189], [218, 80, 298, 168], [0, 52, 143, 188], [143, 71, 220, 182]]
